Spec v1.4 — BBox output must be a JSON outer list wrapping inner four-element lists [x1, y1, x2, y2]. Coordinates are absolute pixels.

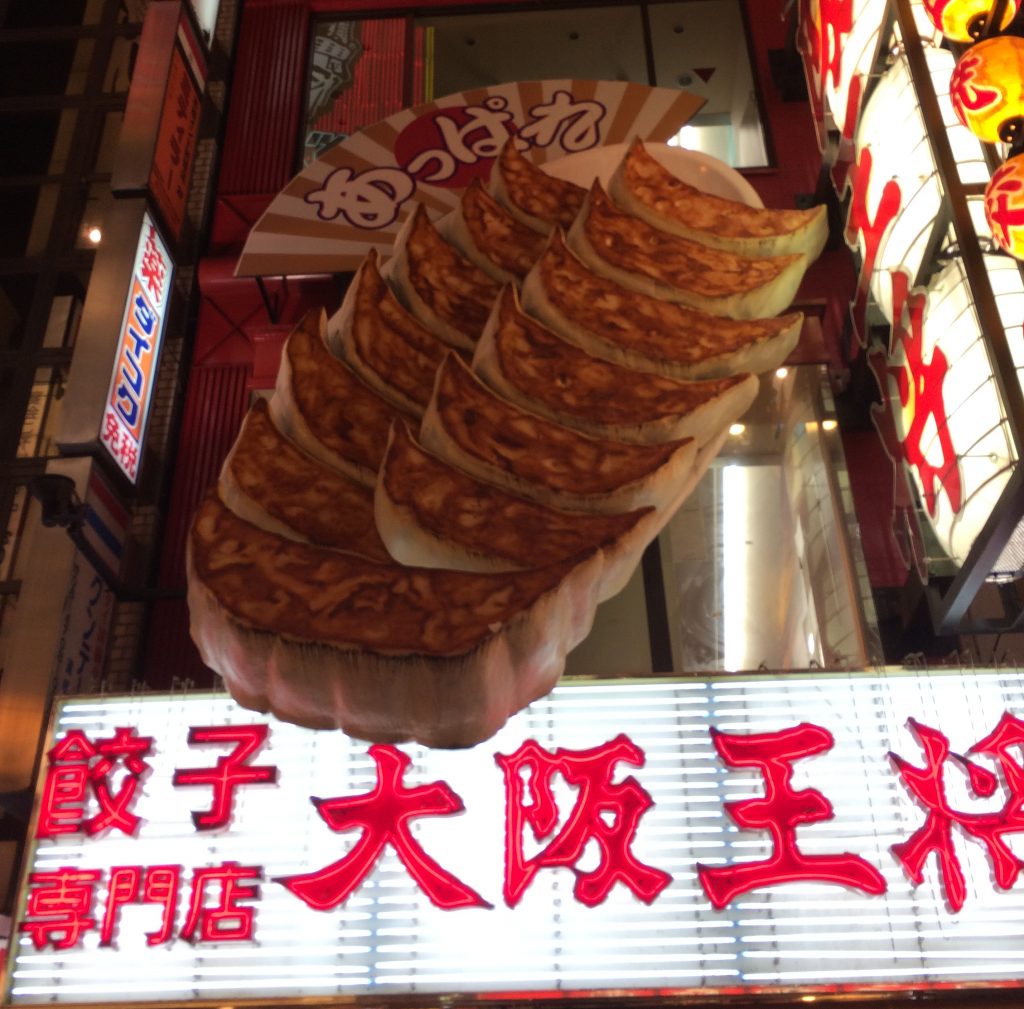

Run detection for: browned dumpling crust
[[221, 400, 391, 561], [488, 138, 587, 232], [612, 139, 827, 257], [348, 249, 447, 411], [275, 313, 414, 477], [481, 286, 754, 434], [380, 420, 650, 569], [579, 182, 803, 300], [523, 231, 801, 378], [396, 204, 501, 343], [459, 179, 548, 280], [428, 353, 688, 497], [189, 493, 578, 657]]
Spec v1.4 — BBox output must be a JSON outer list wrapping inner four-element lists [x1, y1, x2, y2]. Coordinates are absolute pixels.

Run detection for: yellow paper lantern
[[950, 36, 1024, 144], [985, 154, 1024, 258], [923, 0, 1020, 41]]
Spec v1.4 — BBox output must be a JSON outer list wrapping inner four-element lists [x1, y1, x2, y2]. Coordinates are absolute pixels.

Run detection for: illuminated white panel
[[5, 671, 1024, 1004], [907, 255, 1024, 566], [854, 47, 988, 320]]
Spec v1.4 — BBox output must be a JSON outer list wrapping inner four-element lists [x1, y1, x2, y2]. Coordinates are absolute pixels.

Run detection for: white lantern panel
[[854, 48, 987, 320], [820, 0, 889, 135], [908, 257, 1023, 568]]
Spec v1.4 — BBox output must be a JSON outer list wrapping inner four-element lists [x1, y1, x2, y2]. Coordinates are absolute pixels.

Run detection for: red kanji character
[[844, 145, 903, 348], [139, 226, 167, 304], [180, 862, 262, 943], [119, 439, 138, 478], [277, 745, 489, 911], [37, 731, 97, 837], [84, 726, 154, 837], [102, 410, 120, 451], [20, 867, 101, 950], [496, 734, 671, 908], [173, 724, 279, 830], [698, 723, 887, 909], [868, 270, 963, 518], [950, 48, 1002, 120], [100, 865, 181, 947], [890, 713, 1024, 912]]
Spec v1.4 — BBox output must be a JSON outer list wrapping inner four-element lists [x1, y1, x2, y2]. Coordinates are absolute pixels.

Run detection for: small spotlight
[[822, 418, 838, 431], [728, 422, 746, 436], [87, 227, 102, 244], [775, 367, 789, 379]]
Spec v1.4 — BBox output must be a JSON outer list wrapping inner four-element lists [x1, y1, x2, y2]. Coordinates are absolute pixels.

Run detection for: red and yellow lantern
[[985, 154, 1024, 258], [923, 0, 1020, 42], [949, 35, 1024, 144]]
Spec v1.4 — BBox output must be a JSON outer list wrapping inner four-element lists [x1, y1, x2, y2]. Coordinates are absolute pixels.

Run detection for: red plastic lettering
[[698, 723, 887, 909], [100, 865, 181, 946], [139, 226, 166, 303], [867, 270, 963, 517], [173, 724, 278, 830], [20, 868, 101, 950], [845, 146, 903, 347], [496, 734, 671, 908], [278, 745, 489, 911], [180, 862, 261, 943], [890, 713, 1024, 911]]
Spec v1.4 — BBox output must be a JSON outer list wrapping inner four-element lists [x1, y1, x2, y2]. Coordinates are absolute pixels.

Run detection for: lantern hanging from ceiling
[[950, 35, 1024, 145], [984, 154, 1024, 258], [889, 255, 1024, 572], [922, 0, 1021, 42], [852, 46, 988, 321]]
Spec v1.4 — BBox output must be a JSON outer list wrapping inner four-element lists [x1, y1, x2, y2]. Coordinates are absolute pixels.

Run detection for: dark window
[[0, 113, 60, 177], [0, 40, 77, 97]]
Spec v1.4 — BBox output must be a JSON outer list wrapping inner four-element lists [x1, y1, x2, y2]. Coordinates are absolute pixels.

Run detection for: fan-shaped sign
[[236, 80, 704, 277]]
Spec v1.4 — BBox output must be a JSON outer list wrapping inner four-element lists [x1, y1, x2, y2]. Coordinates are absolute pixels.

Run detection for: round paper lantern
[[984, 154, 1024, 258], [923, 0, 1020, 42], [949, 36, 1024, 145]]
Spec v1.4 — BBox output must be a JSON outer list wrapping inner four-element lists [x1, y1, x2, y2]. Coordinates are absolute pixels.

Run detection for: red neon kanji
[[180, 862, 261, 943], [890, 713, 1024, 912], [20, 867, 101, 950], [84, 726, 154, 836], [497, 734, 671, 908], [697, 723, 887, 909], [867, 270, 963, 518], [36, 731, 97, 837], [844, 146, 903, 348], [277, 745, 489, 911], [36, 728, 152, 838], [797, 0, 854, 146], [173, 724, 279, 830], [100, 865, 181, 947], [139, 226, 167, 304]]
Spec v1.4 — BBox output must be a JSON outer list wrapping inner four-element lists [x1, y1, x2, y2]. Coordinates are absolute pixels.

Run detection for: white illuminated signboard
[[98, 212, 173, 484], [6, 671, 1024, 1004]]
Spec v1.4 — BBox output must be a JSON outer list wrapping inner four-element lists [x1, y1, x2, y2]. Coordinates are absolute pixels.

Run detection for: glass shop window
[[415, 1, 768, 168], [300, 2, 768, 169]]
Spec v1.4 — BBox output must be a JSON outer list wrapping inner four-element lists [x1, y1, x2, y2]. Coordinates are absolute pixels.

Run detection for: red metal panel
[[219, 2, 308, 195], [144, 364, 250, 689], [158, 364, 249, 587]]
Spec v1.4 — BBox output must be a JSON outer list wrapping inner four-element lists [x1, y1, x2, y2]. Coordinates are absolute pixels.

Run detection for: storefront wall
[[143, 0, 864, 689]]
